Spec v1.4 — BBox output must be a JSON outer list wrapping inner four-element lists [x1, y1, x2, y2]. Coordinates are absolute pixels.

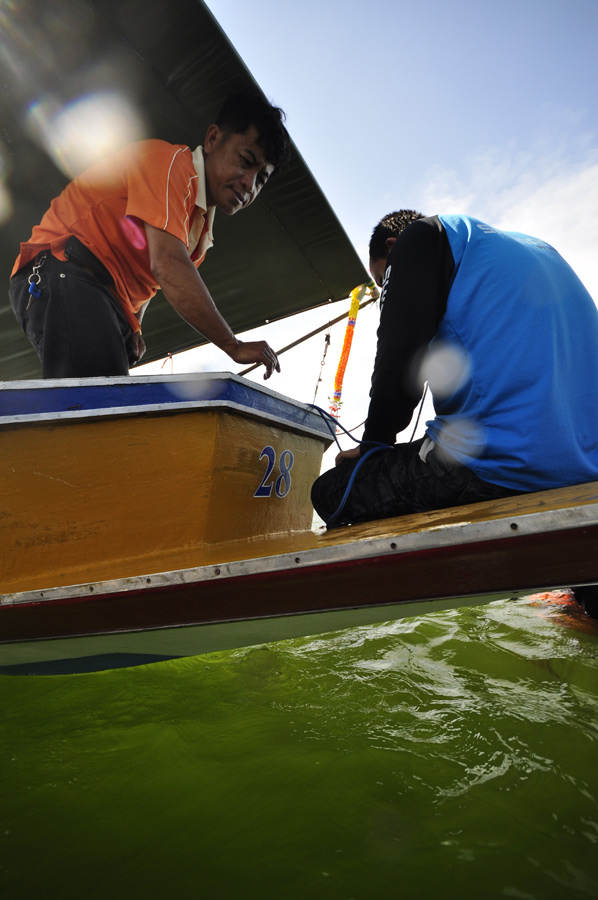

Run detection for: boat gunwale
[[0, 398, 333, 442], [2, 500, 597, 612], [0, 372, 333, 441]]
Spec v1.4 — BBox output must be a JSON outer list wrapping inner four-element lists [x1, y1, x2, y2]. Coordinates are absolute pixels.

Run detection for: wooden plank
[[315, 480, 598, 547], [2, 503, 596, 642]]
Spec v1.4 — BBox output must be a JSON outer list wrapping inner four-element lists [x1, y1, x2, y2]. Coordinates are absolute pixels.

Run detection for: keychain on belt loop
[[26, 255, 46, 309]]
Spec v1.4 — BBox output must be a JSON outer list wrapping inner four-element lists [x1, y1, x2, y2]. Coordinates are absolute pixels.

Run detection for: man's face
[[369, 237, 397, 287], [369, 255, 387, 288], [203, 124, 274, 215]]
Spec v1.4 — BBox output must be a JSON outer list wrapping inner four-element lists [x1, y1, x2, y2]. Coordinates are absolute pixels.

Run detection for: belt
[[64, 235, 114, 288]]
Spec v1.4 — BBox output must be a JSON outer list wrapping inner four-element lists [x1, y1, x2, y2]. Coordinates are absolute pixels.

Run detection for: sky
[[135, 0, 598, 468]]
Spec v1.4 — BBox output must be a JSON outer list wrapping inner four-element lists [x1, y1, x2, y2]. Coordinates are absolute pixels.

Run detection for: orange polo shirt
[[11, 140, 215, 331]]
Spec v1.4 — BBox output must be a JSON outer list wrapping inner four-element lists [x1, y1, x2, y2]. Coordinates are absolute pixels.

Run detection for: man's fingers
[[260, 344, 279, 379], [231, 339, 279, 377]]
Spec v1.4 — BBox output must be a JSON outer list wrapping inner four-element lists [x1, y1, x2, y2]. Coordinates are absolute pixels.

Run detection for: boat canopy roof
[[0, 0, 368, 379]]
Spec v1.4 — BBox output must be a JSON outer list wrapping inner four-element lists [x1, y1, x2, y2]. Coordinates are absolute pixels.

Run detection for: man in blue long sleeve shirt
[[312, 210, 598, 527]]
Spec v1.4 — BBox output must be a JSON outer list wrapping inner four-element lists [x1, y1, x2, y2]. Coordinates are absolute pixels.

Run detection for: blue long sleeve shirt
[[363, 214, 598, 491]]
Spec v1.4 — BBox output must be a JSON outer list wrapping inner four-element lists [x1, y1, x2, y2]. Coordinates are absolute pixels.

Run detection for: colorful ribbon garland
[[329, 281, 375, 419]]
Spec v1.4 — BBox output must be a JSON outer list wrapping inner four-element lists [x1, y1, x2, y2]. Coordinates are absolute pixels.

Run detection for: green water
[[2, 593, 597, 900]]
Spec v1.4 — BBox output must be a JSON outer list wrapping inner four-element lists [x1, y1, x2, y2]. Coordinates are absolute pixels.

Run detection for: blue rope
[[308, 405, 391, 527], [307, 404, 388, 450], [325, 445, 390, 527], [307, 403, 358, 448]]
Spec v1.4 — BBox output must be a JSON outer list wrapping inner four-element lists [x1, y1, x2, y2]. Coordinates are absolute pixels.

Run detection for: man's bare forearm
[[144, 223, 280, 378]]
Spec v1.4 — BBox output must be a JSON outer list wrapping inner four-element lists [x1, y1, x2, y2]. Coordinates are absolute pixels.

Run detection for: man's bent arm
[[362, 217, 454, 446], [144, 224, 280, 378]]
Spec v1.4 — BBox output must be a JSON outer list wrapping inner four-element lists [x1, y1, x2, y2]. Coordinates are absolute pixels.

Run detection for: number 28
[[254, 446, 294, 498]]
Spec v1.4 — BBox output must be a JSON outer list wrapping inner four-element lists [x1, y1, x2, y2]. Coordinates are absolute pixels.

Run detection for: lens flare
[[0, 181, 13, 224], [0, 140, 12, 223], [420, 342, 470, 399], [436, 417, 485, 459], [168, 375, 226, 401], [120, 216, 147, 251], [27, 91, 146, 177]]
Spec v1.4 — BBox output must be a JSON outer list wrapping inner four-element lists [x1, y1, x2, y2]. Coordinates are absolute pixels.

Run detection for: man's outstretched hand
[[229, 339, 281, 379]]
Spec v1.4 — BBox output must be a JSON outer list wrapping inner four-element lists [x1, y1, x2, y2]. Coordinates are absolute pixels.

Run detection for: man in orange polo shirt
[[9, 92, 290, 379]]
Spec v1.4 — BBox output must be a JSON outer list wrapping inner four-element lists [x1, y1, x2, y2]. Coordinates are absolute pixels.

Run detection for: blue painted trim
[[0, 374, 330, 438]]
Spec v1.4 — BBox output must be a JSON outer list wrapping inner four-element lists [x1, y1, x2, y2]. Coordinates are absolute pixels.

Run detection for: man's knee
[[311, 460, 355, 522], [310, 468, 337, 521]]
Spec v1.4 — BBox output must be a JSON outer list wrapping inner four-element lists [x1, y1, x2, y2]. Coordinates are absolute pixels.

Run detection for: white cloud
[[495, 164, 598, 301], [420, 142, 598, 302]]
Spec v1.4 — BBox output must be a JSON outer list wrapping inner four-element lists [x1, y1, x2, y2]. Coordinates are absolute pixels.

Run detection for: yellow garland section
[[329, 281, 377, 418]]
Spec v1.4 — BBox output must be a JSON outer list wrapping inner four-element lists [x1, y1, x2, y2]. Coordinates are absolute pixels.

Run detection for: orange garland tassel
[[329, 283, 371, 419]]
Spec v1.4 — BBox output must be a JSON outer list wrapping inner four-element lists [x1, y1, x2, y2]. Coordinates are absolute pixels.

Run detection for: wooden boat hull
[[1, 376, 597, 669], [0, 374, 331, 593], [2, 482, 597, 646]]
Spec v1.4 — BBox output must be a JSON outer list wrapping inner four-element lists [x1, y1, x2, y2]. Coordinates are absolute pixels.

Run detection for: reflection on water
[[1, 592, 597, 899]]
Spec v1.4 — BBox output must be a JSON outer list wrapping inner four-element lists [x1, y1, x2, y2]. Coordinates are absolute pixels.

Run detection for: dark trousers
[[9, 237, 136, 378], [311, 437, 522, 527]]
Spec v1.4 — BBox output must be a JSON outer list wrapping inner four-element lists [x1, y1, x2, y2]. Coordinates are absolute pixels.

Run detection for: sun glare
[[27, 91, 146, 178]]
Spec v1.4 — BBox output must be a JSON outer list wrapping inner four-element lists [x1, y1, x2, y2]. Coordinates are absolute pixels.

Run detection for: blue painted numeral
[[255, 445, 276, 497], [275, 450, 294, 498], [254, 446, 295, 498]]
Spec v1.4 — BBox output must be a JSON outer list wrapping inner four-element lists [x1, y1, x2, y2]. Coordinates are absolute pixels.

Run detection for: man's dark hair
[[369, 209, 425, 260], [215, 91, 291, 173]]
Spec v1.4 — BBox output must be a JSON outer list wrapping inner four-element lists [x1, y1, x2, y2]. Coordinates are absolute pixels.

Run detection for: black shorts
[[9, 237, 135, 378], [311, 437, 522, 527]]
